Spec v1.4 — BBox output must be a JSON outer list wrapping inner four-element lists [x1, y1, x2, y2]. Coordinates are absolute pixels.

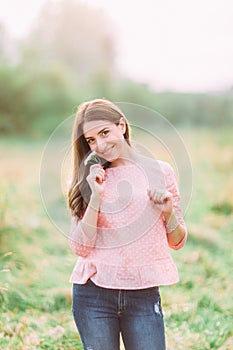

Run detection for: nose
[[95, 138, 106, 153]]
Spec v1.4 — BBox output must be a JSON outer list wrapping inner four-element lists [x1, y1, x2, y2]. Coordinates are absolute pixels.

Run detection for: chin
[[105, 156, 117, 163]]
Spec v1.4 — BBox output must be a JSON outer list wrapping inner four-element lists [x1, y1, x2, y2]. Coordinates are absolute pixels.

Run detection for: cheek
[[110, 130, 125, 143], [111, 138, 124, 149], [87, 142, 96, 151]]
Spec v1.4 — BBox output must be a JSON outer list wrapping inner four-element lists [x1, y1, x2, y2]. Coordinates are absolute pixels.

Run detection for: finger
[[152, 190, 164, 204], [90, 165, 105, 176], [95, 173, 105, 184], [147, 189, 152, 199], [147, 189, 158, 201], [163, 191, 172, 202], [95, 169, 105, 181], [90, 164, 103, 173], [96, 170, 105, 181], [87, 167, 104, 182], [148, 189, 167, 204], [150, 189, 159, 200], [159, 192, 173, 205]]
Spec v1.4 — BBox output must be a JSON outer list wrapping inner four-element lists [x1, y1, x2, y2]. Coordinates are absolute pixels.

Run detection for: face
[[83, 119, 126, 162]]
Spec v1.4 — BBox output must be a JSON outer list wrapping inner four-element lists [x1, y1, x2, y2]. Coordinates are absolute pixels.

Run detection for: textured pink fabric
[[69, 160, 187, 289]]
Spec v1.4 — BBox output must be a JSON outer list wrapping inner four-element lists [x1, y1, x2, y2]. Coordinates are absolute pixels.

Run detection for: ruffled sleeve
[[69, 216, 97, 257], [163, 162, 188, 250]]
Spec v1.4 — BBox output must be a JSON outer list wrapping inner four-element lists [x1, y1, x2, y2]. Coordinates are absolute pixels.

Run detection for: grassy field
[[0, 127, 233, 349]]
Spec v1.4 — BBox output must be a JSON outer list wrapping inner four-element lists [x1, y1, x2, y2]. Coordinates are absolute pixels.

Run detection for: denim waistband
[[79, 278, 159, 292]]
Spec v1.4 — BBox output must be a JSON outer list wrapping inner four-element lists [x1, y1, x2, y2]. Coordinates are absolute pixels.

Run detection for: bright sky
[[1, 0, 233, 92]]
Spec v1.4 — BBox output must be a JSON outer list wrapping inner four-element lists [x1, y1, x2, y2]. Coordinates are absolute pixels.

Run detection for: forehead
[[83, 120, 114, 136]]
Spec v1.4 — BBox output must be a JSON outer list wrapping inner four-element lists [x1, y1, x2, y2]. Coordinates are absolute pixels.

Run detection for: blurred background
[[0, 0, 233, 136], [0, 0, 233, 349]]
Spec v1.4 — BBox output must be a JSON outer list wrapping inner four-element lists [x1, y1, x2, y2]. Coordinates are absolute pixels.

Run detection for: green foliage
[[0, 63, 75, 135], [211, 201, 233, 216], [1, 59, 232, 137], [21, 0, 115, 80]]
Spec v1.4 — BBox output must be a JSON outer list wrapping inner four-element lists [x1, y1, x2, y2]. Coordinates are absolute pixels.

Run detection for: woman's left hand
[[147, 189, 173, 216]]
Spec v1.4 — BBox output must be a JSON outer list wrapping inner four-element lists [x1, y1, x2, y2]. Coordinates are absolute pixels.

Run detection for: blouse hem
[[69, 277, 180, 290], [69, 259, 180, 289]]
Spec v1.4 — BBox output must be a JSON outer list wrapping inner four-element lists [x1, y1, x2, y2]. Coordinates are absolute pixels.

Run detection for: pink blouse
[[69, 159, 187, 289]]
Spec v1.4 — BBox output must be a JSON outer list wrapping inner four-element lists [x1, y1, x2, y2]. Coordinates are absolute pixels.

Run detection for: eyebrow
[[85, 127, 109, 140]]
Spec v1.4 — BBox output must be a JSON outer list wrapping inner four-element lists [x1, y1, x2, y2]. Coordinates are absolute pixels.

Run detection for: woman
[[68, 98, 187, 350]]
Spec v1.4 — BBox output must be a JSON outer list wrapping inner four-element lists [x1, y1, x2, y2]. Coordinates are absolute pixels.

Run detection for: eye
[[86, 138, 95, 145], [101, 130, 109, 137]]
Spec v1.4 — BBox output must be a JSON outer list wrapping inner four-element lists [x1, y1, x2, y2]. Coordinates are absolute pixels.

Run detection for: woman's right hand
[[86, 164, 106, 198]]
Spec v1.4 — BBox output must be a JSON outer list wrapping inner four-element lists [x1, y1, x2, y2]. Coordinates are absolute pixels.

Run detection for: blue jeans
[[72, 279, 166, 350]]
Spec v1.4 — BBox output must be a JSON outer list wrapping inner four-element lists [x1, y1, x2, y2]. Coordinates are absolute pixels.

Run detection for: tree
[[20, 0, 115, 81]]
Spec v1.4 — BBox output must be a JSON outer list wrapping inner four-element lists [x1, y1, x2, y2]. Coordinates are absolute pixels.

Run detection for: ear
[[119, 117, 126, 134]]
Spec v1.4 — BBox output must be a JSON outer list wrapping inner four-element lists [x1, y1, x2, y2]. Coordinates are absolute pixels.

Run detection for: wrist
[[90, 194, 102, 208], [163, 210, 174, 222], [164, 212, 179, 233]]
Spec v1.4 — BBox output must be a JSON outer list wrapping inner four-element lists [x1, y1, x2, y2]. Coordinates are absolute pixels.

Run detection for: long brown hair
[[67, 98, 131, 219]]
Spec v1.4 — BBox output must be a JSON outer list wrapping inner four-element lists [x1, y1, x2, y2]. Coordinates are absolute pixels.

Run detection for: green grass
[[0, 127, 233, 349]]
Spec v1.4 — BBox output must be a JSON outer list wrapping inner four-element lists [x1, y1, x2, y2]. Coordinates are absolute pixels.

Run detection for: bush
[[0, 63, 74, 136]]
